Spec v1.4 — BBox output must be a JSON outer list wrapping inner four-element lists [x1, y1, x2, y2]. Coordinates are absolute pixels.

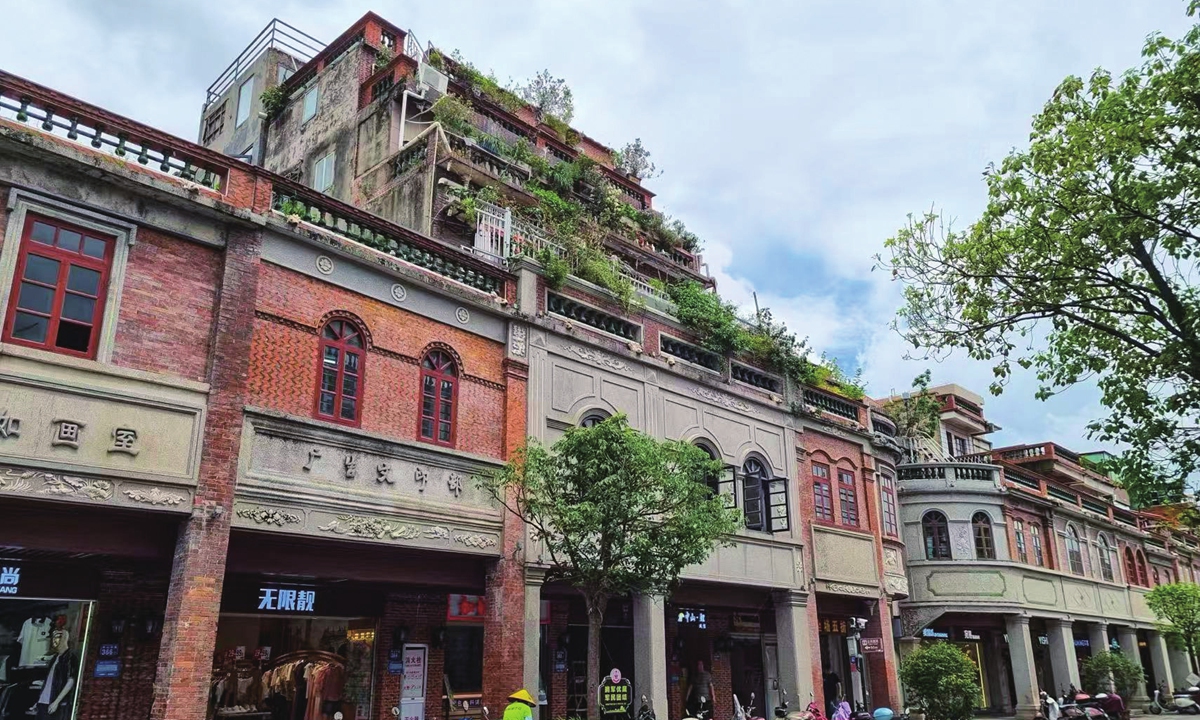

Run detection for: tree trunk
[[1188, 639, 1198, 674], [586, 591, 610, 720]]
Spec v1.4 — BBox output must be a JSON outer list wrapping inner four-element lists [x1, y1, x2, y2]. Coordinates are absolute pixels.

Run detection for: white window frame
[[0, 190, 137, 364], [302, 86, 319, 123], [277, 65, 295, 84], [236, 77, 255, 127], [313, 152, 336, 193]]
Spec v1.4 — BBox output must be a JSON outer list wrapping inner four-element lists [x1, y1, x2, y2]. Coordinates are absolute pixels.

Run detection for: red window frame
[[4, 213, 114, 359], [419, 349, 458, 447], [880, 473, 899, 536], [313, 318, 365, 426], [838, 469, 859, 527], [812, 463, 833, 522]]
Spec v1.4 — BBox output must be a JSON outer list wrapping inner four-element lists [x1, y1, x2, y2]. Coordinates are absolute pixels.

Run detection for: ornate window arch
[[923, 511, 951, 560], [314, 316, 366, 426], [419, 348, 458, 446], [741, 455, 771, 532], [972, 512, 996, 560], [578, 409, 612, 428], [1029, 523, 1045, 566], [1136, 549, 1150, 586]]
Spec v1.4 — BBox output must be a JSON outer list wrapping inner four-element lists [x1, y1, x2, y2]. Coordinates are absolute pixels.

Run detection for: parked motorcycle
[[734, 693, 766, 720], [682, 695, 712, 720], [1172, 686, 1200, 715], [1150, 683, 1187, 714], [1059, 691, 1109, 720]]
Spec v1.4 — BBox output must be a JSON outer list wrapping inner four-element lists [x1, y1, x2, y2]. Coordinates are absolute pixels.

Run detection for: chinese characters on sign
[[257, 587, 317, 612], [303, 447, 323, 471], [820, 617, 850, 635], [859, 637, 884, 653], [0, 566, 19, 595], [676, 608, 706, 629], [447, 474, 463, 498], [51, 419, 85, 449], [597, 670, 632, 716], [376, 463, 394, 485], [108, 427, 139, 456], [0, 411, 20, 438], [344, 454, 358, 480]]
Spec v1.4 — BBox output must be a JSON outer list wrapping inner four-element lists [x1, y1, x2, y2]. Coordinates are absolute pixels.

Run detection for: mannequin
[[32, 629, 75, 720]]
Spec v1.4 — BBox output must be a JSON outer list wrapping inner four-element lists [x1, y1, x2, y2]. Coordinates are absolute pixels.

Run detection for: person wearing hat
[[504, 689, 537, 720]]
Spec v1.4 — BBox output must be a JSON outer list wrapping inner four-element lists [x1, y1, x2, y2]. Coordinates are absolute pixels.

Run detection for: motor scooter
[[1149, 683, 1185, 714], [1060, 691, 1109, 720], [682, 695, 712, 720], [1174, 686, 1200, 715], [735, 693, 766, 720]]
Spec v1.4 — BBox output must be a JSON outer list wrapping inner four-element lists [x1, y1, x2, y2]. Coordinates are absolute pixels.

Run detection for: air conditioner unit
[[417, 62, 449, 94]]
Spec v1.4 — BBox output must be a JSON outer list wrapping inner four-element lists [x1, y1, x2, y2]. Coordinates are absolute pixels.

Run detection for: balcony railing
[[803, 388, 860, 422], [204, 19, 325, 110], [898, 462, 1002, 484], [471, 199, 668, 302], [1, 70, 230, 193]]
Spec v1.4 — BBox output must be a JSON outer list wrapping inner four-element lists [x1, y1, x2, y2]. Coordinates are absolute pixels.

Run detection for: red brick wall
[[249, 263, 508, 457], [112, 227, 221, 382], [373, 592, 452, 720], [78, 568, 168, 720], [666, 610, 733, 720]]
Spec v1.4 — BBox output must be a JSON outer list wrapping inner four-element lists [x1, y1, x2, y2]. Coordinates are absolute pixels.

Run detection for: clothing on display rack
[[17, 618, 53, 668], [211, 651, 345, 720]]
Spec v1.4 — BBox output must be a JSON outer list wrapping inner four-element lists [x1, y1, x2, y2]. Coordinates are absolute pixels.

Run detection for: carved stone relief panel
[[813, 527, 880, 586], [0, 465, 193, 512]]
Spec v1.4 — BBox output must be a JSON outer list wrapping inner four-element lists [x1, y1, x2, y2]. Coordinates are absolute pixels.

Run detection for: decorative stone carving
[[51, 418, 85, 449], [41, 474, 112, 500], [566, 345, 629, 371], [951, 523, 974, 558], [318, 515, 423, 540], [376, 463, 393, 485], [343, 454, 358, 480], [237, 506, 302, 526], [510, 325, 527, 358], [824, 582, 875, 596], [883, 547, 902, 571], [447, 473, 464, 498], [694, 387, 752, 413], [455, 307, 470, 324], [425, 526, 450, 540], [390, 283, 407, 303], [315, 255, 334, 275], [303, 447, 322, 471], [454, 533, 498, 549], [414, 467, 428, 491], [900, 606, 946, 638], [885, 574, 909, 596], [108, 427, 140, 456], [124, 487, 185, 506]]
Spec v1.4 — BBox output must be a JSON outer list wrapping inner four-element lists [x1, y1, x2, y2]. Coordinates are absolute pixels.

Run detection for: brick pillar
[[482, 355, 530, 710], [149, 228, 261, 720], [863, 599, 900, 711]]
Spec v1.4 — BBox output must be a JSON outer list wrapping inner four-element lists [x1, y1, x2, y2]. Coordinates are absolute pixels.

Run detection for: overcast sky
[[1, 0, 1192, 453]]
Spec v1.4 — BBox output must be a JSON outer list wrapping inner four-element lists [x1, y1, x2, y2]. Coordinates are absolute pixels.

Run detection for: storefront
[[0, 560, 98, 720], [916, 626, 992, 711]]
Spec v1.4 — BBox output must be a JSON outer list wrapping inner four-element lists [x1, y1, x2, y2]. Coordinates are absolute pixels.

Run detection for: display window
[[0, 597, 93, 720]]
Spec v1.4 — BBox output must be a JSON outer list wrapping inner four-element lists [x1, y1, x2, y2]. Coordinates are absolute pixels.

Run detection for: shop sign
[[1074, 639, 1090, 648], [94, 659, 121, 678], [554, 649, 567, 673], [1038, 635, 1049, 645], [859, 637, 884, 653], [448, 594, 486, 620], [598, 668, 632, 716], [99, 643, 119, 658], [821, 618, 850, 635], [922, 628, 949, 639], [399, 644, 429, 720], [388, 649, 405, 675], [962, 630, 981, 641], [0, 565, 18, 595], [676, 607, 707, 629], [732, 613, 761, 633], [257, 586, 316, 612]]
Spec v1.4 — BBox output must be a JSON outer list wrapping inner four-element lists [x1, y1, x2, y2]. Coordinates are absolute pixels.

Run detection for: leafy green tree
[[1080, 650, 1145, 699], [1146, 582, 1200, 672], [899, 642, 981, 720], [881, 371, 943, 459], [876, 6, 1200, 506], [483, 415, 740, 720]]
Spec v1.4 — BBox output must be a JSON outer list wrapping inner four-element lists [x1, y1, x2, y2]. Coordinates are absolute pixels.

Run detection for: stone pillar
[[1088, 623, 1112, 692], [524, 568, 547, 719], [1148, 632, 1173, 698], [633, 594, 669, 720], [150, 228, 262, 720], [1046, 619, 1081, 694], [775, 590, 817, 706], [1116, 627, 1149, 703], [1005, 615, 1041, 720]]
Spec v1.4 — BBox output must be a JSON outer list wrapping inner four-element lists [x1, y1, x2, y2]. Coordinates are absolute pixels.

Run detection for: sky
[[0, 0, 1193, 453]]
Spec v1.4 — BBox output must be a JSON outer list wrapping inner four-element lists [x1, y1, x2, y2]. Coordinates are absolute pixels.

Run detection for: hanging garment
[[17, 619, 52, 667]]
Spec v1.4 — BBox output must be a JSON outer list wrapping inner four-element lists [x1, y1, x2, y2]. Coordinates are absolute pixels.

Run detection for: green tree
[[881, 370, 943, 460], [1080, 650, 1145, 699], [876, 5, 1200, 506], [483, 414, 740, 720], [1146, 581, 1200, 672], [899, 642, 981, 720]]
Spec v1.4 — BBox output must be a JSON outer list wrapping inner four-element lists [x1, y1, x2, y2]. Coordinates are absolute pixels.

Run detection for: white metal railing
[[472, 200, 668, 301]]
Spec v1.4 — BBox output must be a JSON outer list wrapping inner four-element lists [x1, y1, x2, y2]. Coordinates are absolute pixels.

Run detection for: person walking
[[504, 689, 538, 720]]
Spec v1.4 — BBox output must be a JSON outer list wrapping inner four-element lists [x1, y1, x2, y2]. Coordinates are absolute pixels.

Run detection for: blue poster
[[94, 659, 121, 678]]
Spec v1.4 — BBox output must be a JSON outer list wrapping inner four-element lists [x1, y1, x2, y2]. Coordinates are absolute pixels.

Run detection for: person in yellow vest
[[504, 689, 537, 720]]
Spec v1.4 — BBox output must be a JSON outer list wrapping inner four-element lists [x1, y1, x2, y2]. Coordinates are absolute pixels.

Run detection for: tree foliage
[[483, 415, 740, 720], [877, 7, 1200, 506], [882, 370, 944, 457], [899, 642, 981, 720], [615, 138, 660, 179], [1146, 581, 1200, 672], [1080, 651, 1145, 699], [519, 69, 575, 123]]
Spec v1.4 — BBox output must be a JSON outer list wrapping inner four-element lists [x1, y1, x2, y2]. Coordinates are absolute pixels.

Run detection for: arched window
[[1153, 566, 1161, 586], [1097, 535, 1115, 582], [1014, 519, 1028, 563], [695, 442, 721, 497], [315, 318, 365, 425], [579, 410, 611, 428], [812, 463, 834, 522], [1124, 547, 1138, 585], [923, 511, 951, 560], [742, 457, 771, 532], [419, 349, 458, 446], [1066, 526, 1085, 575], [838, 469, 859, 528], [973, 512, 996, 559], [1030, 524, 1045, 566], [1136, 550, 1150, 586]]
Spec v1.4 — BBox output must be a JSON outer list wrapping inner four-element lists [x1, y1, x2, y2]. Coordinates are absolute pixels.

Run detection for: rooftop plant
[[260, 85, 287, 118]]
